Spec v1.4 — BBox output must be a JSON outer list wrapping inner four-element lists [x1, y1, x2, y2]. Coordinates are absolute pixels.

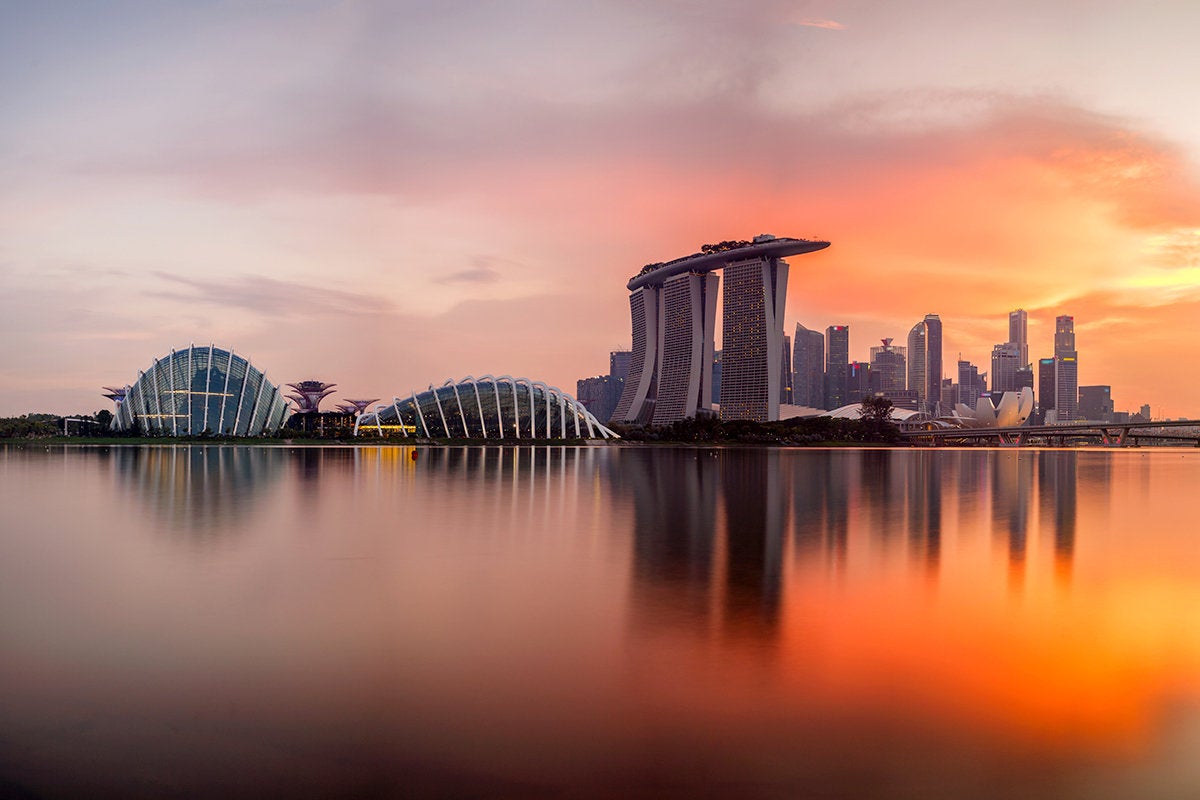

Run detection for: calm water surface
[[3, 445, 1200, 798]]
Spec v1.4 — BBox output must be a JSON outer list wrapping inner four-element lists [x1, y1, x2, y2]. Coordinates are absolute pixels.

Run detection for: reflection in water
[[6, 445, 1200, 799], [110, 445, 285, 535]]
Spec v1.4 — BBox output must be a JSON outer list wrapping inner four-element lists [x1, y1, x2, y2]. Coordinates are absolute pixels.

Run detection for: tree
[[860, 395, 893, 424]]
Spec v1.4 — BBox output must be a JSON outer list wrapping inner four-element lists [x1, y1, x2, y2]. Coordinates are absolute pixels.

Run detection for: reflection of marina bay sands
[[613, 235, 830, 424]]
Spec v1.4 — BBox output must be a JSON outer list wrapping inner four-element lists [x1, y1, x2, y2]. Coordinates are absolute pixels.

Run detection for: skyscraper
[[825, 325, 849, 409], [847, 361, 871, 404], [990, 342, 1021, 393], [868, 338, 906, 394], [720, 252, 789, 421], [958, 359, 985, 408], [792, 324, 825, 409], [907, 314, 943, 414], [1008, 308, 1028, 366], [1038, 357, 1055, 423], [614, 236, 830, 424], [650, 272, 719, 424], [1053, 315, 1078, 422]]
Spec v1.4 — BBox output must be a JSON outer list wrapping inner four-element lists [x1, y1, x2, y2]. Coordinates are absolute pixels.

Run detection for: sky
[[4, 0, 1200, 417]]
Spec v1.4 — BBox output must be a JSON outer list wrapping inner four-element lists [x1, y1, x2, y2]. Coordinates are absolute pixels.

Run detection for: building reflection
[[991, 452, 1033, 589], [1038, 451, 1078, 586], [110, 445, 284, 535]]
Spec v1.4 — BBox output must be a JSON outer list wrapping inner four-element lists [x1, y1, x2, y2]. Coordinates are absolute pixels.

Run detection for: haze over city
[[4, 2, 1200, 417]]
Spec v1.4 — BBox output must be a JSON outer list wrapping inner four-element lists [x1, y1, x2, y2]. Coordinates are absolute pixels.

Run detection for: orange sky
[[3, 3, 1200, 416]]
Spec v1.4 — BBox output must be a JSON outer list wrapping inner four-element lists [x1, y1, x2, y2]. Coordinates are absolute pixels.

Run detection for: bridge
[[901, 418, 1200, 447]]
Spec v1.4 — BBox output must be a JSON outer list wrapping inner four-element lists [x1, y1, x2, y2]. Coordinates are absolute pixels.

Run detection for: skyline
[[5, 2, 1200, 417]]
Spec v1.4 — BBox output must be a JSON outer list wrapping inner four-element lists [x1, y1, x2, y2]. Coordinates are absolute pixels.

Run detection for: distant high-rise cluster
[[577, 238, 1147, 426]]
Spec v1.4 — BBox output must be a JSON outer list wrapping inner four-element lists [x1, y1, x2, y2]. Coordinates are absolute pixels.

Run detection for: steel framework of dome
[[355, 376, 618, 439], [110, 344, 289, 436]]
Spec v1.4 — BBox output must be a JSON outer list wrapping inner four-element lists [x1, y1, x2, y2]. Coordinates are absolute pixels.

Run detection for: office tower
[[907, 314, 943, 414], [990, 342, 1021, 393], [847, 361, 870, 404], [780, 334, 793, 405], [868, 338, 906, 393], [1055, 355, 1079, 421], [1140, 403, 1152, 420], [1015, 365, 1034, 392], [1078, 385, 1113, 422], [1053, 315, 1078, 422], [940, 377, 958, 410], [957, 360, 984, 408], [1038, 358, 1055, 423], [792, 324, 825, 409], [1054, 315, 1076, 355], [825, 325, 850, 409], [615, 236, 829, 423], [1008, 308, 1028, 366]]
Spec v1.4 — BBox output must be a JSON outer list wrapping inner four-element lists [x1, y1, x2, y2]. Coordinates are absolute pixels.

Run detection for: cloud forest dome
[[111, 344, 288, 436], [355, 377, 618, 439]]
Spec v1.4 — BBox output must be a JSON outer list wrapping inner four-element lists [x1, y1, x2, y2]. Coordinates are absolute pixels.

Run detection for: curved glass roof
[[111, 344, 288, 436], [356, 376, 618, 440]]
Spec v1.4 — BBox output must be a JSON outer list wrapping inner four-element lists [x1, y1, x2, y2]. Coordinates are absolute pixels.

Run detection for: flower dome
[[356, 376, 618, 439], [111, 344, 288, 436]]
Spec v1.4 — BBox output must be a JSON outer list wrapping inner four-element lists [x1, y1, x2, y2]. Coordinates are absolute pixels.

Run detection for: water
[[2, 445, 1200, 798]]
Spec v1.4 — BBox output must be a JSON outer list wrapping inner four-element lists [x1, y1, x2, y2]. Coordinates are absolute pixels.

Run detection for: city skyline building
[[825, 325, 850, 410], [1037, 357, 1056, 423], [1008, 308, 1029, 366], [651, 271, 718, 425], [868, 338, 907, 395], [792, 324, 825, 409], [719, 250, 789, 422], [957, 359, 985, 408], [1054, 315, 1079, 422], [990, 342, 1021, 393], [780, 334, 793, 405], [907, 314, 943, 414], [1078, 385, 1114, 422], [847, 361, 871, 404], [613, 236, 829, 424]]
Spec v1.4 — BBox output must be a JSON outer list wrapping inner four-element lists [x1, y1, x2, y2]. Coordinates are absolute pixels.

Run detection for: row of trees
[[609, 397, 902, 445], [0, 410, 114, 439]]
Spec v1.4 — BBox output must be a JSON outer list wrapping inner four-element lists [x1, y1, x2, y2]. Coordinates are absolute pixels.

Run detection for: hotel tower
[[613, 235, 829, 424]]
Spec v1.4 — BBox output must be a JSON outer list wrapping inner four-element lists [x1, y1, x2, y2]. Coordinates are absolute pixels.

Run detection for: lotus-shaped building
[[110, 344, 289, 436], [951, 387, 1035, 428], [355, 376, 618, 439]]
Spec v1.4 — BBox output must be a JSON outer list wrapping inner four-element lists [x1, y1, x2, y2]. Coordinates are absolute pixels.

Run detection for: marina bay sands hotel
[[612, 234, 830, 425]]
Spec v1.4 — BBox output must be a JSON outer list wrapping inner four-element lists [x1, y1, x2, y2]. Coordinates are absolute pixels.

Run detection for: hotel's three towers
[[612, 235, 829, 424]]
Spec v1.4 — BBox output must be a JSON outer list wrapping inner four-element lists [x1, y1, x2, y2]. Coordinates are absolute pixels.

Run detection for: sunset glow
[[4, 2, 1200, 417]]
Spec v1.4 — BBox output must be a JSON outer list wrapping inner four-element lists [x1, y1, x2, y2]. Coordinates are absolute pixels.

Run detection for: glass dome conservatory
[[355, 376, 618, 440], [111, 344, 289, 436]]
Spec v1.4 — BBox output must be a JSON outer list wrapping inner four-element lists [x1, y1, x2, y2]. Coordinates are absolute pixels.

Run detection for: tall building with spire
[[1053, 315, 1078, 422]]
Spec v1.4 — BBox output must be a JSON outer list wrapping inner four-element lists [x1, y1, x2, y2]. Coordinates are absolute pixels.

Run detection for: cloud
[[146, 272, 396, 318], [794, 18, 845, 30], [434, 257, 503, 285]]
